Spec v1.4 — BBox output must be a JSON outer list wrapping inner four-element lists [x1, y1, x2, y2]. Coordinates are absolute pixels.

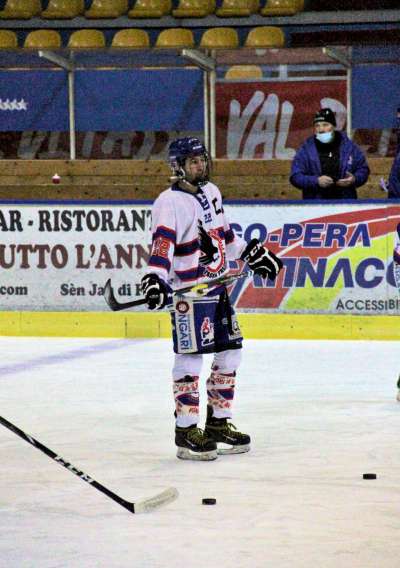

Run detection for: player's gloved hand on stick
[[241, 239, 283, 281], [141, 274, 170, 310]]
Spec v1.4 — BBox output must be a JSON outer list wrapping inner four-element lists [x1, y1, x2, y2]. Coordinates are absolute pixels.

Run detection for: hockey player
[[140, 137, 282, 460]]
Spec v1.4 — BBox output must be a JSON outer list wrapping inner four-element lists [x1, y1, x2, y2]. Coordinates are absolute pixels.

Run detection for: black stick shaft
[[0, 415, 135, 513], [105, 271, 250, 312]]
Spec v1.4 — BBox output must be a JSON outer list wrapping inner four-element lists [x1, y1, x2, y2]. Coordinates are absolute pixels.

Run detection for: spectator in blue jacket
[[387, 151, 400, 198], [290, 108, 370, 199], [379, 107, 400, 198]]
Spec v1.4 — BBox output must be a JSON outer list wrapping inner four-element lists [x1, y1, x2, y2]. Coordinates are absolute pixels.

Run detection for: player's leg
[[173, 354, 217, 461], [204, 289, 250, 454], [171, 295, 219, 461], [205, 349, 250, 454]]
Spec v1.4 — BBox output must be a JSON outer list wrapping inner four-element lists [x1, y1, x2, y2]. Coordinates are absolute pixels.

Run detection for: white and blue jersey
[[148, 181, 246, 290], [148, 181, 246, 354]]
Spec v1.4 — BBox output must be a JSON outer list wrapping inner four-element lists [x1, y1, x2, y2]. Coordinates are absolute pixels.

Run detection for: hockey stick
[[104, 271, 251, 312], [0, 415, 178, 514]]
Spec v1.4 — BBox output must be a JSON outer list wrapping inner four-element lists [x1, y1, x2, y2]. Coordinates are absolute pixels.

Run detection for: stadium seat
[[128, 0, 172, 18], [225, 65, 263, 79], [155, 28, 195, 48], [0, 0, 41, 19], [68, 29, 106, 49], [261, 0, 303, 16], [85, 0, 129, 19], [200, 28, 239, 49], [245, 26, 285, 47], [24, 30, 62, 49], [112, 29, 150, 48], [173, 0, 215, 18], [41, 0, 85, 19], [216, 0, 259, 17], [0, 30, 17, 48]]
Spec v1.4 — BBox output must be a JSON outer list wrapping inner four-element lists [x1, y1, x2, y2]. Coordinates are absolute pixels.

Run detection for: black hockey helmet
[[168, 137, 210, 185]]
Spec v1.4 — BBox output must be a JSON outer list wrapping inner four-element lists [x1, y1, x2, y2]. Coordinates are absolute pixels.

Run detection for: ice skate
[[205, 406, 250, 455], [175, 424, 217, 461]]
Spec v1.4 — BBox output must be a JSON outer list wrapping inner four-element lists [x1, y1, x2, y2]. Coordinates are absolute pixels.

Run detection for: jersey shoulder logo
[[199, 220, 218, 265], [198, 221, 226, 278]]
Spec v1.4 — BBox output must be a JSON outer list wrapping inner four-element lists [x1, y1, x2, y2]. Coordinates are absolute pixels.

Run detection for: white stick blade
[[134, 487, 178, 514]]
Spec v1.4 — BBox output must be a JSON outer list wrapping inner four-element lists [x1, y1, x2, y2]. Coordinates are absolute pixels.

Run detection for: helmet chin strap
[[169, 165, 186, 184], [169, 165, 208, 189]]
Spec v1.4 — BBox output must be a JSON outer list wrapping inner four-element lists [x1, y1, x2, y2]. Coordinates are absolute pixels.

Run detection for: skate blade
[[217, 443, 250, 455], [176, 447, 218, 461]]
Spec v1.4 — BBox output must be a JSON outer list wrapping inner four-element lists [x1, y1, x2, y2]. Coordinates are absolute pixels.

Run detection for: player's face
[[314, 121, 334, 134], [184, 155, 207, 183]]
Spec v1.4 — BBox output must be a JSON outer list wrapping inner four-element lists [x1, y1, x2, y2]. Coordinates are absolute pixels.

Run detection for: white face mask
[[316, 131, 334, 144]]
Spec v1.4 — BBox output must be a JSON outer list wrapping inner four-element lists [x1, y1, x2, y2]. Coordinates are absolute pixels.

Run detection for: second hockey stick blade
[[104, 271, 250, 312], [104, 280, 147, 311]]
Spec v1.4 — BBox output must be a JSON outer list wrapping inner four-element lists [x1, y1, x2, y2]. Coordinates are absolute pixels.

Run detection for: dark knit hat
[[313, 108, 336, 127]]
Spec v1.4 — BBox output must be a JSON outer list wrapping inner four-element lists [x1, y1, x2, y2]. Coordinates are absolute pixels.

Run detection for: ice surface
[[0, 337, 399, 568]]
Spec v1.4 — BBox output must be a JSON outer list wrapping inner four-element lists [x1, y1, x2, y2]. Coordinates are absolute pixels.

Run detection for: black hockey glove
[[141, 274, 170, 310], [241, 239, 283, 281]]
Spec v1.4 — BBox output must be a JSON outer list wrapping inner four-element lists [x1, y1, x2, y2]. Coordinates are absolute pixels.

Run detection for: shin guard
[[206, 371, 236, 419], [173, 375, 199, 427]]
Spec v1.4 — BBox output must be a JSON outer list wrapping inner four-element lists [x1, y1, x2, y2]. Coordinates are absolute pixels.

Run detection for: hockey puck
[[202, 498, 216, 505], [363, 473, 377, 480]]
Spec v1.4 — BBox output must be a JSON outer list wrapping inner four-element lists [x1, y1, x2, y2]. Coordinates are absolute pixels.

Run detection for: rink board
[[0, 201, 399, 316], [0, 312, 398, 341]]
